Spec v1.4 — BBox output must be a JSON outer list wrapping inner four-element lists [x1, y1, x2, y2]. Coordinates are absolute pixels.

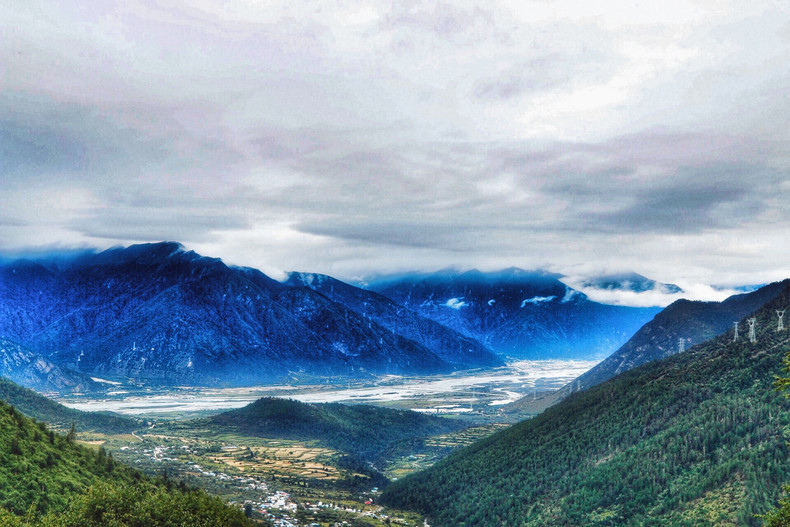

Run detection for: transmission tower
[[778, 310, 785, 332], [748, 318, 757, 343], [733, 321, 739, 342]]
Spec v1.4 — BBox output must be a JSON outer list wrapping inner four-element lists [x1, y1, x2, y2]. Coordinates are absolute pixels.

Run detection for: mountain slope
[[560, 279, 790, 395], [0, 376, 138, 434], [0, 398, 138, 516], [0, 398, 253, 526], [287, 272, 501, 368], [0, 337, 99, 393], [381, 284, 790, 526], [0, 243, 493, 386], [368, 268, 660, 359], [197, 396, 466, 463]]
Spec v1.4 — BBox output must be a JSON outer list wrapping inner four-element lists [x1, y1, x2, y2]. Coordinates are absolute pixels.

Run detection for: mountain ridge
[[0, 243, 498, 387], [0, 376, 138, 434], [0, 337, 99, 393], [553, 278, 790, 397], [380, 281, 790, 526]]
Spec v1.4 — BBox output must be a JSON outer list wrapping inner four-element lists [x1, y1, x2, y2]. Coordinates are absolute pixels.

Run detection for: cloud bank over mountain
[[2, 1, 789, 289]]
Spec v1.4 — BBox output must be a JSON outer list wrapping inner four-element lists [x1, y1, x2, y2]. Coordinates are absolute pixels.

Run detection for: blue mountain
[[0, 243, 499, 387], [286, 272, 500, 368], [367, 268, 661, 360]]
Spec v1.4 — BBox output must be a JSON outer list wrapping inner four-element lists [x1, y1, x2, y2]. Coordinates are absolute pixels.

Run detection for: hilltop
[[191, 396, 467, 464]]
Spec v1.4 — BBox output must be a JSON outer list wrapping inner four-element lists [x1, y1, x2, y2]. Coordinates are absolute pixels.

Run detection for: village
[[114, 438, 424, 527]]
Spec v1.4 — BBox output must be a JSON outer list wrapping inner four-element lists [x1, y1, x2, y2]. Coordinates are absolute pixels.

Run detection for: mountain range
[[0, 242, 667, 389], [367, 268, 660, 359], [0, 243, 500, 387]]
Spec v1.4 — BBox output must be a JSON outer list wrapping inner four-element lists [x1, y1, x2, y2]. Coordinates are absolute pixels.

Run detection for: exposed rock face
[[0, 338, 98, 393]]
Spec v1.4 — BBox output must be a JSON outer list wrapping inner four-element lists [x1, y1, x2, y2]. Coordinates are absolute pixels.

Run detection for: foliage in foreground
[[762, 485, 790, 527], [0, 396, 254, 526], [0, 483, 254, 527]]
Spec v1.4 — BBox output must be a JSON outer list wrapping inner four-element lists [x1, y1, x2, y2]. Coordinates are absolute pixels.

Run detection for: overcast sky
[[2, 0, 789, 304]]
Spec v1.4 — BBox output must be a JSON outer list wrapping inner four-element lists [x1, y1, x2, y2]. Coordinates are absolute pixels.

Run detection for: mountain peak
[[581, 272, 682, 294]]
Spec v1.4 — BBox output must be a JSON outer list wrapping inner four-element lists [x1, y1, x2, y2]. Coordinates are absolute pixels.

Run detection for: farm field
[[77, 418, 505, 526]]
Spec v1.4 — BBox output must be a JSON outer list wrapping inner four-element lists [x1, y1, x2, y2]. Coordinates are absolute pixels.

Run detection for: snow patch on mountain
[[561, 288, 582, 303], [521, 296, 556, 307], [444, 298, 468, 309]]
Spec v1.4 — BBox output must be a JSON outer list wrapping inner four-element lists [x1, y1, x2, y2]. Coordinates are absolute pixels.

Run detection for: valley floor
[[55, 360, 596, 526], [55, 359, 595, 419]]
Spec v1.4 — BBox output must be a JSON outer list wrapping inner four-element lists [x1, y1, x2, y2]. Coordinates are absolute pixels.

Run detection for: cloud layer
[[2, 0, 789, 297]]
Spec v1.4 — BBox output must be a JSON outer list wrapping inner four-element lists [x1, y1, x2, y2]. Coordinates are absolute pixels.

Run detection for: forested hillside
[[381, 284, 790, 526], [0, 399, 254, 526], [558, 279, 790, 395]]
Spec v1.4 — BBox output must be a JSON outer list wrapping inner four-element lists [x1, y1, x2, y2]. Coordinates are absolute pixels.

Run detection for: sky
[[2, 0, 789, 306]]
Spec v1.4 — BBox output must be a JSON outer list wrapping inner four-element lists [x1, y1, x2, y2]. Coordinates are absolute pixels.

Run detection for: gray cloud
[[472, 50, 618, 101], [2, 0, 790, 295]]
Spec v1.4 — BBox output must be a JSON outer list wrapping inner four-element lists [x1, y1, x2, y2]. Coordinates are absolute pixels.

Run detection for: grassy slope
[[0, 377, 139, 434], [381, 286, 790, 527]]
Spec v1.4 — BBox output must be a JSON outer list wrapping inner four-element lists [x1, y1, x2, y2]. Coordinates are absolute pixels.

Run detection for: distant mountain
[[557, 278, 790, 395], [367, 268, 660, 359], [0, 337, 99, 393], [581, 272, 682, 294], [200, 396, 467, 463], [0, 376, 138, 434], [381, 282, 790, 526], [0, 243, 495, 387], [286, 272, 501, 368]]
